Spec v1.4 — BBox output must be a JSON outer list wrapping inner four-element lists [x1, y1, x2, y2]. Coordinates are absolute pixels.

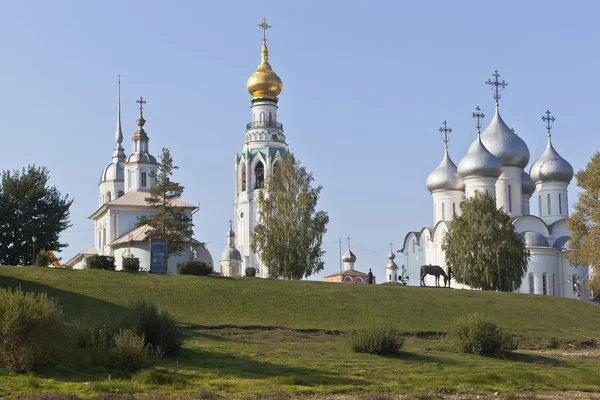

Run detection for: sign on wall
[[150, 238, 168, 274]]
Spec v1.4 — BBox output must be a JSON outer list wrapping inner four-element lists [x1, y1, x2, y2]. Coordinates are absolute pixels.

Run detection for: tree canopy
[[442, 192, 529, 291], [251, 153, 329, 279], [0, 166, 72, 265], [138, 148, 193, 257], [567, 151, 600, 292]]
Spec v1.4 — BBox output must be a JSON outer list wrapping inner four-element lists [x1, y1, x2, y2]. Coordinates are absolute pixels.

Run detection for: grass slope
[[1, 266, 598, 341]]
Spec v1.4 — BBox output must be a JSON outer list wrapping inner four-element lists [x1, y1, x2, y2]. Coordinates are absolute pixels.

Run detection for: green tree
[[0, 166, 72, 266], [566, 152, 600, 292], [442, 192, 529, 291], [138, 148, 193, 257], [251, 153, 329, 279]]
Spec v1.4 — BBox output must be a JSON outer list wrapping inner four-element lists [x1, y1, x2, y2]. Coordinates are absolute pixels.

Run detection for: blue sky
[[1, 1, 598, 279]]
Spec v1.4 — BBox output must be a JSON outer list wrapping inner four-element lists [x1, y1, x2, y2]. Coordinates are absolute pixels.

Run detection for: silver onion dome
[[529, 138, 573, 184], [342, 248, 356, 263], [386, 250, 398, 270], [480, 108, 530, 168], [521, 171, 535, 196], [426, 149, 465, 193], [100, 161, 125, 182], [221, 247, 241, 262], [521, 231, 549, 247], [457, 136, 502, 179]]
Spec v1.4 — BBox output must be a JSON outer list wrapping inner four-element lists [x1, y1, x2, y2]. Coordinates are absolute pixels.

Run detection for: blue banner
[[150, 238, 168, 274]]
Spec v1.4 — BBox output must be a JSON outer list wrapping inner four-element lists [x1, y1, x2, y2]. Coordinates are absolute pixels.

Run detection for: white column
[[495, 166, 523, 218]]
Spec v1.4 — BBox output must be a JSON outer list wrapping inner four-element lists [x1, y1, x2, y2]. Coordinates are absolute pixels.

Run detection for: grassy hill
[[1, 266, 598, 342]]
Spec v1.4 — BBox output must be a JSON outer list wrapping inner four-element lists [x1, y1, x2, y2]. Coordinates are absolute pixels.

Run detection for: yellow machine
[[47, 251, 62, 268]]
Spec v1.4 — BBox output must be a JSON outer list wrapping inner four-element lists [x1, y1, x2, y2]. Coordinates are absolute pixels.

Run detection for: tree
[[251, 153, 329, 279], [138, 148, 193, 257], [566, 152, 600, 292], [0, 166, 72, 266], [442, 192, 529, 291]]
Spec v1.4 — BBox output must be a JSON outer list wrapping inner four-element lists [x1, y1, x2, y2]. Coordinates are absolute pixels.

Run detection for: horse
[[420, 264, 450, 287]]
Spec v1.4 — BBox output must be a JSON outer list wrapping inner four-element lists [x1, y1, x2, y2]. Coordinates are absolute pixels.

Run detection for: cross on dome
[[136, 96, 147, 115], [473, 106, 485, 134], [229, 219, 233, 229], [439, 121, 452, 149], [347, 236, 351, 248], [542, 109, 555, 137], [258, 17, 271, 42], [485, 70, 508, 106]]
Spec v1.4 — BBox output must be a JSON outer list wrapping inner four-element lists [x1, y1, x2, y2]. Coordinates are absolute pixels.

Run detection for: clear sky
[[1, 1, 599, 279]]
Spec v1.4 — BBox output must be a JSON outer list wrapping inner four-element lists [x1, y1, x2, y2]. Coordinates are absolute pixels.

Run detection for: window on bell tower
[[241, 164, 247, 192], [255, 162, 265, 189], [141, 172, 147, 187]]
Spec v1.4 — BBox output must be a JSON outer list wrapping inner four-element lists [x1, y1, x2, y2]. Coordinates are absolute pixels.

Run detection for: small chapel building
[[324, 245, 376, 284]]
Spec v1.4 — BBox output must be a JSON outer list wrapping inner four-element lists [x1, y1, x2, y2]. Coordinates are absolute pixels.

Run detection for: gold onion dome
[[246, 41, 283, 100]]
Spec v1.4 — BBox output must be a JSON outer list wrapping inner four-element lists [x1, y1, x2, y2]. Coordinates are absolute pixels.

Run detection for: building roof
[[89, 190, 197, 219], [457, 135, 502, 179], [324, 269, 370, 278], [426, 148, 464, 193], [64, 246, 98, 268], [529, 137, 574, 184], [109, 224, 152, 246], [480, 107, 530, 168]]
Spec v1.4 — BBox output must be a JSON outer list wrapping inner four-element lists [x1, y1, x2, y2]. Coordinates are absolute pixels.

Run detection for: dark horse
[[420, 264, 450, 287]]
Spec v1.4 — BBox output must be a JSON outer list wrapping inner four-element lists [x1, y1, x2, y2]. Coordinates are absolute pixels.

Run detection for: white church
[[391, 71, 589, 300], [65, 79, 214, 272]]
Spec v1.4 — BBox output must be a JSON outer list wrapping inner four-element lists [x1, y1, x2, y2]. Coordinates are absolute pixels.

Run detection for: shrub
[[122, 257, 140, 272], [35, 250, 52, 267], [348, 326, 404, 356], [86, 255, 116, 271], [109, 329, 162, 371], [176, 261, 212, 276], [0, 287, 69, 372], [123, 299, 184, 355], [452, 313, 517, 357], [245, 267, 257, 277], [75, 317, 115, 365]]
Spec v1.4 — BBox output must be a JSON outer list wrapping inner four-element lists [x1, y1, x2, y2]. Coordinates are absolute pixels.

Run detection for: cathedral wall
[[432, 191, 463, 224], [495, 166, 523, 218], [464, 177, 497, 199], [522, 248, 558, 295], [535, 182, 569, 225]]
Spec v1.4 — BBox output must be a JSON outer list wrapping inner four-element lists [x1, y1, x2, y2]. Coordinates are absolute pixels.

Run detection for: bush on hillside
[[109, 329, 162, 371], [35, 250, 52, 267], [176, 261, 212, 276], [86, 255, 116, 271], [245, 267, 257, 277], [74, 316, 115, 365], [452, 313, 517, 357], [348, 326, 404, 356], [122, 256, 140, 272], [123, 299, 184, 355], [0, 287, 69, 372]]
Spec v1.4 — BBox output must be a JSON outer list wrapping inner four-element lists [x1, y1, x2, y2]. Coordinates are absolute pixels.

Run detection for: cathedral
[[393, 71, 590, 300], [65, 79, 214, 272]]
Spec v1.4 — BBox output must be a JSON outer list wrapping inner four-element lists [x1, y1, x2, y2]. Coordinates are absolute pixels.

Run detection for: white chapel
[[395, 71, 590, 300]]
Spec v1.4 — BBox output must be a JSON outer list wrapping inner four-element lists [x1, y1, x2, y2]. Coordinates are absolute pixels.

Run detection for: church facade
[[65, 80, 213, 272], [395, 71, 589, 300]]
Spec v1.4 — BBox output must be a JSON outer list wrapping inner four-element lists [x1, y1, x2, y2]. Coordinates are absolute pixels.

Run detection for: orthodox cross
[[136, 96, 147, 115], [347, 236, 351, 248], [485, 70, 508, 105], [389, 241, 393, 252], [258, 17, 271, 42], [229, 219, 233, 230], [473, 106, 485, 133], [439, 121, 452, 149], [542, 110, 555, 137]]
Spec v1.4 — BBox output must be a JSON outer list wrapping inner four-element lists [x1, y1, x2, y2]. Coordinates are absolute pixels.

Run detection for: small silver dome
[[458, 136, 502, 179], [101, 161, 125, 182], [386, 250, 398, 270], [529, 139, 574, 184], [220, 247, 241, 262], [480, 108, 530, 168], [552, 236, 572, 250], [388, 250, 396, 261], [342, 248, 356, 263], [194, 243, 214, 266], [521, 231, 549, 247], [426, 150, 465, 193], [126, 153, 158, 164], [521, 171, 535, 196]]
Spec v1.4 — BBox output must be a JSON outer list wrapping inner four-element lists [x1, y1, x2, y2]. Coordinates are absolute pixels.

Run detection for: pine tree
[[566, 151, 600, 292], [138, 148, 193, 257], [251, 154, 329, 279], [442, 192, 529, 291]]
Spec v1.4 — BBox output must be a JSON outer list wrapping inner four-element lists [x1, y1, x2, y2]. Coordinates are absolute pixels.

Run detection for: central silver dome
[[480, 108, 530, 168], [521, 231, 549, 248], [458, 136, 502, 179], [426, 149, 465, 193], [529, 138, 574, 184], [521, 171, 535, 196], [342, 248, 356, 263]]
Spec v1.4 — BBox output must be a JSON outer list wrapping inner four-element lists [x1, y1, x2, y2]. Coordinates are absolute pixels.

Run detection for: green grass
[[1, 266, 600, 398]]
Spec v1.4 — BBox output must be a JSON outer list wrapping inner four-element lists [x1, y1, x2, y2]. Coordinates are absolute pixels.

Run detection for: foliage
[[109, 329, 162, 371], [442, 192, 530, 291], [138, 148, 193, 258], [0, 287, 68, 372], [35, 250, 52, 267], [176, 261, 212, 276], [122, 257, 140, 272], [245, 267, 257, 277], [348, 326, 404, 356], [123, 299, 184, 355], [567, 152, 600, 292], [86, 255, 116, 271], [74, 316, 115, 365], [0, 165, 72, 266], [452, 313, 517, 357], [251, 154, 329, 279]]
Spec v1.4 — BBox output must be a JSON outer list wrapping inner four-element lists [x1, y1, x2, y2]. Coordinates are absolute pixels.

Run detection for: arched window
[[412, 241, 416, 253], [106, 192, 111, 202], [542, 273, 548, 295], [529, 273, 534, 294], [272, 161, 279, 177], [259, 112, 265, 123], [547, 193, 551, 215], [442, 203, 445, 221], [552, 273, 556, 296], [538, 195, 542, 217], [268, 111, 272, 123], [452, 203, 456, 217], [254, 161, 265, 189], [559, 193, 562, 214], [389, 274, 391, 281], [508, 185, 512, 212], [241, 164, 247, 192]]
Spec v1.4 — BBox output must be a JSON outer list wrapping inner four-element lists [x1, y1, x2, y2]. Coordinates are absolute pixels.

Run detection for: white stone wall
[[535, 181, 569, 225], [464, 176, 498, 199], [495, 166, 523, 218], [432, 191, 463, 225]]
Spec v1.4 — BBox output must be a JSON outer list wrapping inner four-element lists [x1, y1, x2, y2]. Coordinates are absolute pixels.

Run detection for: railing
[[246, 121, 283, 130]]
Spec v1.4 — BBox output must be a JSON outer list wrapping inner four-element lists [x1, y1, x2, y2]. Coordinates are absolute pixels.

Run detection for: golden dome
[[246, 41, 282, 100]]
